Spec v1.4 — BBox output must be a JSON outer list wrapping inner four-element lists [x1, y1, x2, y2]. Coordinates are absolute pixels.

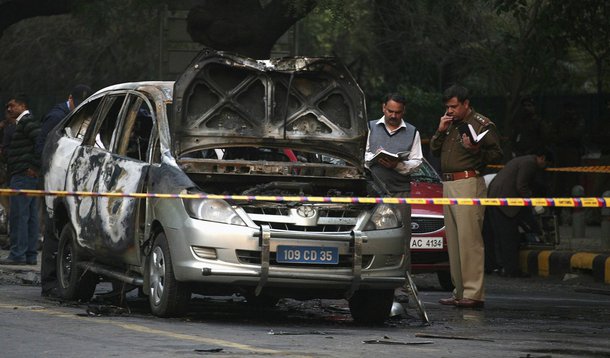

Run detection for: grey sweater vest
[[368, 120, 416, 194]]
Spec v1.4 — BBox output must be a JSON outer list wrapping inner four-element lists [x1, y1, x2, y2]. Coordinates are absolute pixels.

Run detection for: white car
[[42, 50, 410, 324]]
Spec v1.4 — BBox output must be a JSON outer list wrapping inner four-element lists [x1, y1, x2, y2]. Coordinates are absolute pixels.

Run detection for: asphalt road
[[0, 272, 608, 358]]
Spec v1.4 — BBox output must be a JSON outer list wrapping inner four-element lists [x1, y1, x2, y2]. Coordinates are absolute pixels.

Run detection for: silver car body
[[43, 50, 408, 320]]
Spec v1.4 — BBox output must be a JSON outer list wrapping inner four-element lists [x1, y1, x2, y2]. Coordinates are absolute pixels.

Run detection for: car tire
[[56, 224, 98, 301], [348, 289, 393, 324], [147, 231, 190, 317], [437, 271, 454, 291]]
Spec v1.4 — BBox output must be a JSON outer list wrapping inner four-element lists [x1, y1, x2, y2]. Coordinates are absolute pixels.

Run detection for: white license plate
[[276, 245, 339, 264], [410, 237, 444, 249]]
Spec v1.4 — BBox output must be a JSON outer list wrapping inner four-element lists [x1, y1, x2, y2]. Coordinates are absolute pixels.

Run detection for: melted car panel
[[172, 50, 368, 166]]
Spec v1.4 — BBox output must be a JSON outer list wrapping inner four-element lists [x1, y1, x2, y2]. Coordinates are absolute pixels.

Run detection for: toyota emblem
[[296, 206, 317, 218], [411, 222, 420, 230]]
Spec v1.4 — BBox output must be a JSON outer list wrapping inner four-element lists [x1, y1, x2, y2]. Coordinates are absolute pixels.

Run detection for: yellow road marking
[[0, 304, 282, 355]]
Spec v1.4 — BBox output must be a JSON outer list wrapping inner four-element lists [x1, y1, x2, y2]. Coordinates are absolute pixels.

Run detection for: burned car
[[42, 50, 409, 323]]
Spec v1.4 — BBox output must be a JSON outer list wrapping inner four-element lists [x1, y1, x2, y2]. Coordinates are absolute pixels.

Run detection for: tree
[[186, 0, 317, 58], [485, 0, 562, 135], [0, 0, 71, 37], [547, 1, 610, 97], [0, 0, 321, 59], [0, 1, 162, 95], [0, 0, 323, 98]]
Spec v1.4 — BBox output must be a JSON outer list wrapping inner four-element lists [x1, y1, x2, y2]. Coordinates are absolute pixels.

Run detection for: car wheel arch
[[141, 220, 165, 291], [52, 200, 71, 239], [145, 228, 190, 317]]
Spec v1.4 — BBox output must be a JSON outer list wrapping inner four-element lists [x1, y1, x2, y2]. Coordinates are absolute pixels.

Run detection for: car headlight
[[365, 204, 402, 230], [183, 198, 246, 226]]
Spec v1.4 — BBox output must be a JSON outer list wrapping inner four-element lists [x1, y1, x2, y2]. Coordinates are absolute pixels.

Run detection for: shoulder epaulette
[[474, 113, 491, 127]]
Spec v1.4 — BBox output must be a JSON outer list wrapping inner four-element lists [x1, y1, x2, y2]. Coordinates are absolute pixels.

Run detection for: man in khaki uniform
[[430, 85, 502, 308]]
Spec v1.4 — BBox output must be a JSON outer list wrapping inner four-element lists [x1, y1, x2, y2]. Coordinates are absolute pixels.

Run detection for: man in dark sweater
[[0, 94, 41, 265], [37, 85, 91, 296], [365, 93, 423, 194], [365, 93, 423, 305]]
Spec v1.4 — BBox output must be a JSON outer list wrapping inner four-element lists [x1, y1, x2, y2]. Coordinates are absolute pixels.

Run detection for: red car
[[410, 159, 452, 291]]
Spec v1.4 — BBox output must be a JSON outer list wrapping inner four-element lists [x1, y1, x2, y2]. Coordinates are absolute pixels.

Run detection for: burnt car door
[[95, 93, 153, 266], [44, 95, 104, 239], [65, 93, 127, 252]]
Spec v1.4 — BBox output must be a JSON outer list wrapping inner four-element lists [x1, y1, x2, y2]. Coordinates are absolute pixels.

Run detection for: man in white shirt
[[365, 93, 423, 194], [365, 93, 423, 304]]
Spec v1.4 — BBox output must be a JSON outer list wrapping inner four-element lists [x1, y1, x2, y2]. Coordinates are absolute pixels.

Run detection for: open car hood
[[172, 49, 367, 166]]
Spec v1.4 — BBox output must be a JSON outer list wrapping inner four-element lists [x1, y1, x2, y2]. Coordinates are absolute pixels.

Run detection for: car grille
[[241, 204, 361, 232], [411, 216, 444, 234], [235, 249, 373, 268]]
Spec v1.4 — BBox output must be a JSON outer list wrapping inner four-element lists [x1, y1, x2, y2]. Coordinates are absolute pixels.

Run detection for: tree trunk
[[0, 0, 71, 36], [1, 0, 316, 59], [596, 56, 604, 121], [186, 0, 316, 59]]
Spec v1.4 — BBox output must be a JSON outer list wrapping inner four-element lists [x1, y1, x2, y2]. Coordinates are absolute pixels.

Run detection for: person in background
[[37, 85, 92, 297], [365, 92, 423, 304], [0, 104, 18, 162], [0, 94, 41, 265], [487, 148, 553, 277], [510, 97, 546, 158], [35, 84, 91, 154], [430, 85, 503, 308], [0, 104, 17, 249]]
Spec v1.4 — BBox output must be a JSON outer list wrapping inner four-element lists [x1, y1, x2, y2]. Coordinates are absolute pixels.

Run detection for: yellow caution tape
[[0, 188, 608, 207], [487, 165, 610, 173]]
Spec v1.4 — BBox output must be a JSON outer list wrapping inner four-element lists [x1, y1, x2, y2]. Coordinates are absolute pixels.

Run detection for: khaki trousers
[[443, 177, 486, 301]]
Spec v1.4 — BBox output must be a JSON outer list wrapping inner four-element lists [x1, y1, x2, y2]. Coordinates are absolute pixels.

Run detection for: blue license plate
[[276, 245, 339, 264]]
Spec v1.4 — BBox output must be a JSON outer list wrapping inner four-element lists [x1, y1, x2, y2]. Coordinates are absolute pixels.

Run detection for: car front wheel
[[56, 224, 98, 301], [147, 231, 190, 317], [348, 289, 393, 324]]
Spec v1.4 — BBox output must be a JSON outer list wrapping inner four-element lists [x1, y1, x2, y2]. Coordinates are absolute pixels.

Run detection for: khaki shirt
[[430, 109, 503, 173]]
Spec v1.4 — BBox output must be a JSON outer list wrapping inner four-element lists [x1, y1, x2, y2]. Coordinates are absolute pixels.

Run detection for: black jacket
[[36, 101, 70, 156], [7, 113, 41, 177]]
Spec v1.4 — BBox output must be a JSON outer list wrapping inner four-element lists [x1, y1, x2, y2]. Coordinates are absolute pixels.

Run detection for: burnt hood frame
[[172, 49, 368, 167]]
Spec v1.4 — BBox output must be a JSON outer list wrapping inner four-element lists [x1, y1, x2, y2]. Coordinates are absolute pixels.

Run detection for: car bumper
[[164, 218, 408, 292]]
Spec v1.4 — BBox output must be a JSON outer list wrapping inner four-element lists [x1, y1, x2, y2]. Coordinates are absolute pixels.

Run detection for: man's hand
[[461, 133, 480, 152], [438, 114, 453, 132], [378, 157, 399, 169]]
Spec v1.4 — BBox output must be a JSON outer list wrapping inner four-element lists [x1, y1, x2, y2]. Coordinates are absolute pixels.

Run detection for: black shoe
[[0, 257, 26, 265], [26, 259, 37, 265]]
